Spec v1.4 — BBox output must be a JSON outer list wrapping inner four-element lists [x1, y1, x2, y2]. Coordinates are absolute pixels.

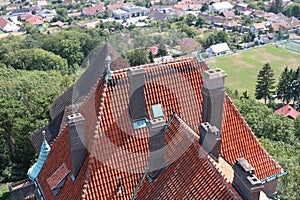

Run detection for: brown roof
[[180, 37, 199, 47], [222, 11, 235, 19], [35, 47, 282, 199]]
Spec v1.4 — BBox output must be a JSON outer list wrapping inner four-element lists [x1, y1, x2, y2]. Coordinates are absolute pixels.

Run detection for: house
[[37, 9, 57, 19], [11, 8, 30, 16], [271, 21, 290, 32], [120, 4, 150, 17], [26, 42, 285, 200], [37, 0, 48, 8], [274, 104, 299, 120], [147, 45, 159, 56], [148, 10, 171, 21], [0, 17, 20, 32], [222, 11, 235, 19], [210, 2, 233, 13], [180, 37, 199, 52], [207, 43, 231, 55], [106, 2, 132, 12], [82, 5, 105, 16], [26, 16, 44, 26], [251, 22, 267, 33]]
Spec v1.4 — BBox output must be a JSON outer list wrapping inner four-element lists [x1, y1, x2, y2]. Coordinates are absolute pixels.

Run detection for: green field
[[206, 45, 300, 97]]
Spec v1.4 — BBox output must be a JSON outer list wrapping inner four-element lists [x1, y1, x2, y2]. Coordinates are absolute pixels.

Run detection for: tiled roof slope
[[135, 114, 241, 199], [82, 58, 281, 199], [37, 80, 107, 199], [29, 43, 130, 152], [49, 42, 130, 120], [37, 56, 282, 199]]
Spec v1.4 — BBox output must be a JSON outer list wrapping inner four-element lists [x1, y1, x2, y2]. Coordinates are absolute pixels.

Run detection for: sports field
[[206, 45, 300, 97]]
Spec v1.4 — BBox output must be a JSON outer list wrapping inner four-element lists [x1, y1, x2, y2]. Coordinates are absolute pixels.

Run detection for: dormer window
[[47, 163, 70, 197]]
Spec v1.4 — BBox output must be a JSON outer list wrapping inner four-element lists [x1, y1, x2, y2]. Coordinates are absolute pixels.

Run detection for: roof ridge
[[81, 83, 108, 199], [224, 95, 282, 173], [111, 56, 197, 75]]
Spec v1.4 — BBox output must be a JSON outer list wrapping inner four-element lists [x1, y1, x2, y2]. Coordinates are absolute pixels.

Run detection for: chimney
[[202, 68, 227, 132], [233, 158, 264, 200], [148, 117, 167, 180], [66, 113, 86, 181], [199, 122, 221, 160], [128, 67, 147, 124]]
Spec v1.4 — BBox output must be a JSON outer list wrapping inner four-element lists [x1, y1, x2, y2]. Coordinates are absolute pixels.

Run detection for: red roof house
[[27, 42, 285, 200], [274, 104, 299, 120], [82, 5, 105, 16]]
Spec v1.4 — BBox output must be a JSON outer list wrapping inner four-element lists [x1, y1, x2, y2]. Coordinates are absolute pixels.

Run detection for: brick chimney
[[200, 68, 227, 160], [199, 122, 221, 160], [233, 158, 264, 200], [148, 117, 167, 180], [66, 113, 86, 181], [128, 67, 147, 123], [201, 68, 227, 131]]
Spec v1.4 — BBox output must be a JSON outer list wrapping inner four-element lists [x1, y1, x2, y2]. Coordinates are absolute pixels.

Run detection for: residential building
[[180, 37, 200, 52], [274, 104, 299, 120], [82, 5, 105, 16], [251, 22, 267, 34], [0, 17, 20, 32], [37, 9, 57, 19], [27, 42, 285, 200], [210, 2, 233, 12], [206, 43, 231, 55]]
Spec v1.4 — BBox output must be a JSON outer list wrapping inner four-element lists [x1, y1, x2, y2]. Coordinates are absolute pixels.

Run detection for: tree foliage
[[255, 63, 276, 104], [126, 48, 150, 66], [283, 3, 300, 18], [2, 48, 68, 73], [269, 0, 283, 14], [0, 67, 72, 182]]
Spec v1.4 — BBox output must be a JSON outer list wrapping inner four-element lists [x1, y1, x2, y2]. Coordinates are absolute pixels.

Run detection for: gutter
[[260, 170, 288, 183]]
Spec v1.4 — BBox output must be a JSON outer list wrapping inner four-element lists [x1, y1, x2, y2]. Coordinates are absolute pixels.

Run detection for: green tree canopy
[[126, 48, 150, 66], [2, 48, 68, 73], [255, 63, 276, 104]]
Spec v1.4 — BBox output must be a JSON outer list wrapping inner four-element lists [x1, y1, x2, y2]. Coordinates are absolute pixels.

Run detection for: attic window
[[132, 119, 147, 130], [47, 163, 70, 197]]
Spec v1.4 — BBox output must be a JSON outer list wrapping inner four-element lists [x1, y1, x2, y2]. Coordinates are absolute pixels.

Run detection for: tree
[[0, 68, 72, 182], [283, 3, 300, 18], [149, 51, 154, 63], [184, 14, 196, 26], [196, 16, 205, 28], [2, 48, 69, 74], [269, 25, 274, 33], [126, 49, 150, 66], [292, 67, 300, 103], [269, 0, 283, 14], [255, 63, 276, 104], [157, 43, 167, 57], [200, 3, 209, 12], [277, 67, 294, 103]]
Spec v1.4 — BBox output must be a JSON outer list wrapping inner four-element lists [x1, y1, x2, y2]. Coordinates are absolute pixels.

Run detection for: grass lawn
[[206, 45, 300, 97], [0, 184, 10, 199]]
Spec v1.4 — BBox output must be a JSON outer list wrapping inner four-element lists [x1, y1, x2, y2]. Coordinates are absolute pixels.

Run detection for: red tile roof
[[274, 104, 299, 119], [134, 114, 241, 199], [83, 5, 105, 16], [0, 17, 8, 29], [36, 51, 282, 199], [106, 3, 132, 11]]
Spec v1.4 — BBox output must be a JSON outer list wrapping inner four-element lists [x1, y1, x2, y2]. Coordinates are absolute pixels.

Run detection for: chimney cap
[[128, 67, 145, 76], [236, 158, 254, 173], [202, 68, 227, 80], [66, 113, 84, 124]]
